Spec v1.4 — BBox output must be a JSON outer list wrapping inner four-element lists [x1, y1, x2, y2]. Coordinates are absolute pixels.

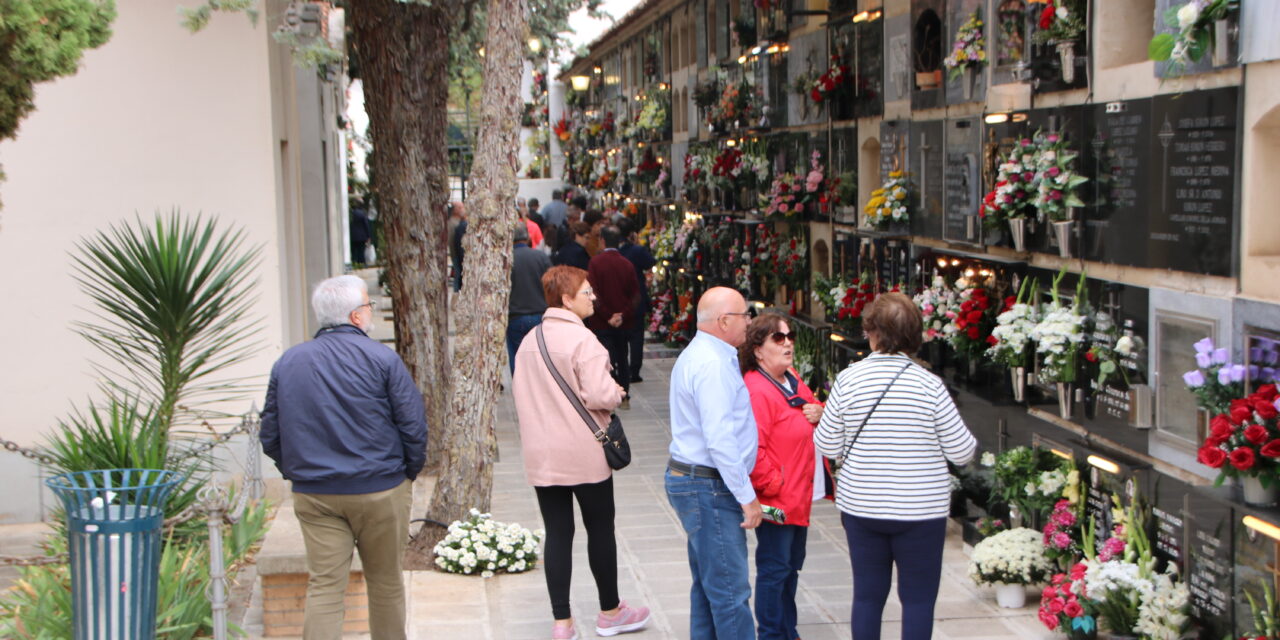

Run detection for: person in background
[[739, 313, 824, 640], [349, 197, 373, 267], [541, 191, 567, 231], [616, 220, 655, 383], [586, 225, 639, 409], [553, 221, 591, 271], [508, 223, 552, 376], [815, 292, 977, 640], [666, 287, 761, 640], [527, 197, 545, 230], [512, 265, 650, 640], [449, 202, 466, 292], [260, 275, 427, 640], [518, 198, 545, 250], [553, 195, 587, 253], [583, 209, 605, 257]]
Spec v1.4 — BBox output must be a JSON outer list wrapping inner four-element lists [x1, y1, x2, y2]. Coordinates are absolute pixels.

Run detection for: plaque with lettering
[[880, 120, 909, 183], [1081, 282, 1151, 452], [1084, 99, 1153, 267], [1084, 462, 1133, 548], [908, 120, 944, 240], [1184, 490, 1234, 638], [943, 117, 982, 245], [853, 15, 884, 118], [1148, 87, 1239, 277]]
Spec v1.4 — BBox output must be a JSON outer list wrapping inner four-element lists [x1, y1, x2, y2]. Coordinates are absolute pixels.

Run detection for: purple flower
[[1230, 364, 1247, 382], [1268, 351, 1279, 366], [1195, 352, 1212, 369], [1212, 348, 1229, 365], [1217, 367, 1232, 385], [1183, 370, 1206, 387], [1250, 347, 1263, 362], [1265, 367, 1278, 382], [1194, 337, 1215, 354], [1273, 396, 1280, 412], [1250, 365, 1260, 380]]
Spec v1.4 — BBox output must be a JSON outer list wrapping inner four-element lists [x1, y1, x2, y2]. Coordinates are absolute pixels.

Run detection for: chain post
[[243, 404, 264, 500], [198, 485, 231, 640]]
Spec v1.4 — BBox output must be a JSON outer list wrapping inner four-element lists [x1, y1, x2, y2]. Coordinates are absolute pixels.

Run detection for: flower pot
[[994, 583, 1026, 608], [1011, 366, 1026, 403], [1057, 382, 1074, 420], [1057, 41, 1076, 84], [1052, 220, 1073, 258], [1212, 19, 1230, 67], [1008, 217, 1027, 252], [916, 70, 941, 89], [1242, 476, 1279, 507]]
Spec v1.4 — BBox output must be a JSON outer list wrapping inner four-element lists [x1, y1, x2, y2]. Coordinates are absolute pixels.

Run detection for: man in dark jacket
[[618, 219, 657, 382], [261, 274, 427, 640], [508, 223, 551, 375], [587, 224, 640, 408], [552, 221, 591, 270]]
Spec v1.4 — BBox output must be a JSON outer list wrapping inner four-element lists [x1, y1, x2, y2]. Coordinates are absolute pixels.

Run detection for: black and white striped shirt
[[815, 353, 977, 520]]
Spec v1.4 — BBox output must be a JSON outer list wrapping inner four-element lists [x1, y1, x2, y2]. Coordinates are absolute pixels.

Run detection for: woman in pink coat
[[512, 265, 650, 640]]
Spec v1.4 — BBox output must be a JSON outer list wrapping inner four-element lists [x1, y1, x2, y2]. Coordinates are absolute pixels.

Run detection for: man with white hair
[[665, 286, 762, 640], [260, 275, 428, 640]]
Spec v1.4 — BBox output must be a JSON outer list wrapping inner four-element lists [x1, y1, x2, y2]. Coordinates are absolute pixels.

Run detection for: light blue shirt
[[669, 331, 758, 504]]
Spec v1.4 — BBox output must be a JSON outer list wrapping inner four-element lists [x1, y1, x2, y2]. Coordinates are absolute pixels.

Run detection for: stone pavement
[[242, 355, 1058, 640]]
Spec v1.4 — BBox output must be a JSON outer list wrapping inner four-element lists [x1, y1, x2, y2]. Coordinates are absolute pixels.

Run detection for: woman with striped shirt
[[815, 292, 977, 640]]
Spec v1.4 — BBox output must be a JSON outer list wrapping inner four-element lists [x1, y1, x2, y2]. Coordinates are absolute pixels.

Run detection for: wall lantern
[[570, 75, 591, 91]]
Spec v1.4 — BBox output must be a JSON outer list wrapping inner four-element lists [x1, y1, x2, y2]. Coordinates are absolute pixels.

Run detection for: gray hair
[[312, 275, 368, 328], [513, 223, 530, 243]]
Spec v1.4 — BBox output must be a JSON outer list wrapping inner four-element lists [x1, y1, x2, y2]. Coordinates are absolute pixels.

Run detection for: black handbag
[[535, 325, 632, 470]]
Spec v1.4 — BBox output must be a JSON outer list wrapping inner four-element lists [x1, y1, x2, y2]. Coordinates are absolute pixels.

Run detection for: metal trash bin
[[46, 468, 182, 640]]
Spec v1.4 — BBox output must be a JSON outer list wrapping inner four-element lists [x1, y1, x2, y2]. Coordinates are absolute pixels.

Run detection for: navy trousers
[[841, 513, 947, 640]]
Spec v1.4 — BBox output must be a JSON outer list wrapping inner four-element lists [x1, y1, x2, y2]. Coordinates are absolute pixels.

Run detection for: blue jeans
[[665, 470, 755, 640], [506, 314, 543, 376], [841, 513, 947, 640], [754, 522, 807, 640]]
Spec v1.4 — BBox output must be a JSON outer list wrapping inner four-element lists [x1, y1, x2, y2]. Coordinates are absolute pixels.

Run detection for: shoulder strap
[[839, 360, 914, 464], [536, 325, 607, 442]]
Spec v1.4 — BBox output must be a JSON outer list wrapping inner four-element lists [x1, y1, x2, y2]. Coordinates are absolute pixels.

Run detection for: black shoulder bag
[[535, 325, 632, 470], [830, 361, 913, 479]]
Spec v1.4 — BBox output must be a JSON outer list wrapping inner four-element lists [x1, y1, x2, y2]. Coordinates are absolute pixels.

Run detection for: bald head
[[451, 202, 465, 219], [696, 287, 750, 347]]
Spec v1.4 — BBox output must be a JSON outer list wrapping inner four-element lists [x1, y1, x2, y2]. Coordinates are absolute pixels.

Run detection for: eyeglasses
[[722, 311, 752, 321], [352, 300, 376, 313], [578, 288, 595, 298], [769, 331, 795, 345]]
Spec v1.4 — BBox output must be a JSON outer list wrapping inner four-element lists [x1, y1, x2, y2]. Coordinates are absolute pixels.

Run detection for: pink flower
[[1063, 601, 1083, 617], [779, 203, 789, 213], [1051, 531, 1071, 549], [1047, 598, 1064, 614], [1047, 166, 1061, 177]]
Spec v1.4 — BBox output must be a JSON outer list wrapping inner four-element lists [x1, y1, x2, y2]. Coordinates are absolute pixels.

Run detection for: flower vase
[[1011, 366, 1026, 403], [1213, 19, 1230, 66], [1057, 41, 1076, 84], [1057, 382, 1074, 420], [1052, 219, 1073, 258], [962, 66, 974, 101], [1242, 476, 1279, 507], [993, 583, 1026, 608], [1008, 217, 1027, 252]]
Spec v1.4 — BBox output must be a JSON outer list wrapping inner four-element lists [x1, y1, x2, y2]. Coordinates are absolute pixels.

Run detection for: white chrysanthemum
[[969, 527, 1055, 586]]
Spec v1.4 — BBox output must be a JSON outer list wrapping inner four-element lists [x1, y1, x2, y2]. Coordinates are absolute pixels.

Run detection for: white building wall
[[0, 5, 287, 522]]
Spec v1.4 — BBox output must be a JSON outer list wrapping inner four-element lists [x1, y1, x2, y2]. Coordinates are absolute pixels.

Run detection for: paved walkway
[[243, 355, 1057, 639]]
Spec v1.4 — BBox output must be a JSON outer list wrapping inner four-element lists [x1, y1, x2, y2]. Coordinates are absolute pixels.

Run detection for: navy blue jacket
[[553, 240, 591, 271], [260, 325, 428, 494]]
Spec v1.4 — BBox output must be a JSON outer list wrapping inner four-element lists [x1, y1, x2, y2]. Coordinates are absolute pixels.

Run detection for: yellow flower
[[888, 170, 904, 179]]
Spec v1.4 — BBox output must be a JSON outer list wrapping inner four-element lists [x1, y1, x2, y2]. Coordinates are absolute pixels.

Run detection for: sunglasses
[[769, 331, 795, 345]]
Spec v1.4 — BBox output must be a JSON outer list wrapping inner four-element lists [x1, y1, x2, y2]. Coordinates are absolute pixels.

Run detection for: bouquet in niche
[[980, 138, 1037, 228], [1195, 382, 1280, 488], [948, 286, 997, 361], [1149, 0, 1239, 74], [1031, 268, 1087, 384], [1032, 0, 1086, 45], [1181, 336, 1246, 415], [864, 171, 911, 229], [988, 278, 1040, 369], [914, 275, 959, 343], [943, 8, 987, 81], [1031, 131, 1088, 223]]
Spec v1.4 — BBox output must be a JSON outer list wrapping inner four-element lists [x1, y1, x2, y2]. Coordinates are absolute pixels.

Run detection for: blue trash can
[[46, 469, 182, 640]]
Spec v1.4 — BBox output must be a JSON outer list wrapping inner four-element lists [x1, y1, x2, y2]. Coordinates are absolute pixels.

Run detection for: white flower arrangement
[[988, 302, 1040, 368], [969, 527, 1057, 586], [1032, 305, 1086, 383], [1024, 468, 1068, 499], [913, 276, 958, 343], [1135, 569, 1190, 640], [433, 509, 544, 577]]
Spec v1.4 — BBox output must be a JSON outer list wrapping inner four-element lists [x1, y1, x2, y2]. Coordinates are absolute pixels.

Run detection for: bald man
[[665, 287, 761, 640]]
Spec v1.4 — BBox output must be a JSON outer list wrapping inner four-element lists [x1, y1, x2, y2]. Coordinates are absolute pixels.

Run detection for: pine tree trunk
[[415, 0, 527, 557], [348, 0, 452, 470]]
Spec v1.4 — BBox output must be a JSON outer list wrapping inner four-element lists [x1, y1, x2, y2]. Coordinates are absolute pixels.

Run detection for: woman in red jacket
[[739, 312, 824, 640]]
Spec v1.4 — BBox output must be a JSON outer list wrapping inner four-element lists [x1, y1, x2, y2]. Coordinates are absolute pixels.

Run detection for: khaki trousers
[[293, 479, 412, 640]]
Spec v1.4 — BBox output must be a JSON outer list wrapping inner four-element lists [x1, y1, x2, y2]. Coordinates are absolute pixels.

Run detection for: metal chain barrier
[[0, 552, 69, 566], [0, 437, 59, 467]]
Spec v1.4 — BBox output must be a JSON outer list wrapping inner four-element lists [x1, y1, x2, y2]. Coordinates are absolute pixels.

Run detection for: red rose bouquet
[[1038, 562, 1098, 636], [947, 286, 997, 361], [1197, 383, 1280, 488]]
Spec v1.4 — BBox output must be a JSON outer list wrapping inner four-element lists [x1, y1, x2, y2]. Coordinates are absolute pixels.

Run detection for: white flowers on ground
[[969, 527, 1056, 586], [433, 508, 544, 577]]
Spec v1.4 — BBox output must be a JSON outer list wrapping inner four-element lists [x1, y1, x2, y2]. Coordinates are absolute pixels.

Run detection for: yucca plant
[[71, 211, 262, 430]]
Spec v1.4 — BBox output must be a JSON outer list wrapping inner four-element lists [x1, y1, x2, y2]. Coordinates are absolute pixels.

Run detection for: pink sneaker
[[595, 601, 650, 636], [551, 622, 578, 639]]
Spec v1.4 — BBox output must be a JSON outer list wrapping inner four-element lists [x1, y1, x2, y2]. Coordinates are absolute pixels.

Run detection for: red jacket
[[745, 369, 821, 526], [586, 249, 639, 331]]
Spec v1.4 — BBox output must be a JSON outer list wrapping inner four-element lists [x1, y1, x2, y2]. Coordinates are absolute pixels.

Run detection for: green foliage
[[1244, 579, 1280, 639], [0, 0, 116, 142], [71, 211, 262, 430], [177, 0, 258, 32]]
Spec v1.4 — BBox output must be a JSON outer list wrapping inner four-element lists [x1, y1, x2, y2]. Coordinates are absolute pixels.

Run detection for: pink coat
[[512, 307, 624, 486]]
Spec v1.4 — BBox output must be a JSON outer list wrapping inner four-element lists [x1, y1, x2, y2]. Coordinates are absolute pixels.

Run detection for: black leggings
[[534, 477, 619, 620]]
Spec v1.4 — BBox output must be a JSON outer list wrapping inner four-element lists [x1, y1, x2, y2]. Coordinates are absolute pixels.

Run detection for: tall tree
[[410, 0, 528, 558]]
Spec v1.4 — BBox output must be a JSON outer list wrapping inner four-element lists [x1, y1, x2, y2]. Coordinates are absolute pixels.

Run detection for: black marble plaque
[[1084, 461, 1133, 547], [1081, 281, 1151, 453], [1185, 493, 1234, 637], [943, 117, 981, 245], [910, 0, 946, 110], [1148, 87, 1239, 277], [853, 15, 885, 119], [909, 120, 944, 240], [1084, 99, 1152, 267], [880, 120, 908, 182]]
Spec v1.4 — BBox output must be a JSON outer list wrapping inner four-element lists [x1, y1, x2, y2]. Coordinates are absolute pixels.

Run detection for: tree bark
[[348, 0, 452, 470], [417, 0, 527, 553]]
